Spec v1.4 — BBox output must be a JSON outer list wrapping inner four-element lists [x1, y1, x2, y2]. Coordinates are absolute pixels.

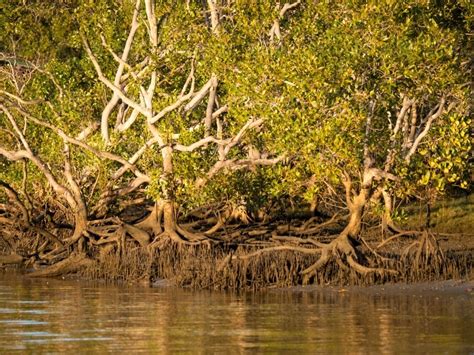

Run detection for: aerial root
[[146, 224, 217, 250], [376, 230, 423, 249], [301, 234, 398, 284], [227, 231, 398, 285], [28, 253, 95, 278], [231, 245, 320, 261], [402, 230, 445, 271], [276, 212, 346, 234]]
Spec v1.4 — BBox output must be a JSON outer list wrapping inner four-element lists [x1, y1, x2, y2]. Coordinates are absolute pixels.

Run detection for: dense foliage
[[1, 0, 472, 243]]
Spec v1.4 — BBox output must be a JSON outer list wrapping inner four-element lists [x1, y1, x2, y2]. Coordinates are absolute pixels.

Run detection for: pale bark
[[100, 0, 141, 144], [206, 0, 220, 35], [268, 1, 301, 43]]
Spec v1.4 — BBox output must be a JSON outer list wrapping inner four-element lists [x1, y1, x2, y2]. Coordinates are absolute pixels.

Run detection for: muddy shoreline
[[1, 195, 473, 290], [1, 223, 472, 291]]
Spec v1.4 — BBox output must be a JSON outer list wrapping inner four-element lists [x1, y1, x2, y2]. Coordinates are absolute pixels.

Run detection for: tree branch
[[404, 97, 446, 163], [99, 0, 141, 143], [82, 35, 150, 118], [268, 0, 301, 43]]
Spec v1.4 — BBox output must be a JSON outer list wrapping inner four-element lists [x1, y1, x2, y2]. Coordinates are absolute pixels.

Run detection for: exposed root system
[[1, 207, 471, 290]]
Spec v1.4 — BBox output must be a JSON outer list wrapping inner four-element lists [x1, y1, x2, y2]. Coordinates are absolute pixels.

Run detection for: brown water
[[0, 273, 473, 353]]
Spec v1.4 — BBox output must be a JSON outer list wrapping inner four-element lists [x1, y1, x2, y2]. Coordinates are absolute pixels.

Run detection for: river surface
[[0, 273, 473, 353]]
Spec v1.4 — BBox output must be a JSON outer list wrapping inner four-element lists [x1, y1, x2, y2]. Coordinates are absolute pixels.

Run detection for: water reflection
[[0, 273, 472, 353]]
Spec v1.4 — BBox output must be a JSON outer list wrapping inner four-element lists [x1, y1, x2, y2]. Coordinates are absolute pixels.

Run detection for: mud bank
[[1, 216, 473, 290], [74, 225, 473, 290]]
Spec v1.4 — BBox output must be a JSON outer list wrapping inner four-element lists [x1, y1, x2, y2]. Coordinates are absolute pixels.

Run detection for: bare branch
[[1, 104, 32, 152], [0, 90, 41, 105], [116, 106, 140, 132], [187, 105, 228, 133], [100, 0, 141, 143], [205, 76, 218, 137], [82, 36, 150, 119], [144, 0, 158, 46], [405, 97, 446, 163], [149, 92, 193, 124], [111, 137, 160, 180], [147, 62, 196, 124], [75, 122, 99, 141], [173, 136, 224, 152], [392, 96, 413, 138], [223, 118, 264, 156], [269, 0, 301, 43], [363, 100, 375, 161], [206, 0, 220, 35], [406, 102, 417, 148], [184, 76, 215, 112], [0, 147, 72, 202], [13, 107, 147, 179], [196, 155, 284, 188]]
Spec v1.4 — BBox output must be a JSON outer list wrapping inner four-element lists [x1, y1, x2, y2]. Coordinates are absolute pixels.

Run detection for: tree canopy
[[0, 0, 472, 284]]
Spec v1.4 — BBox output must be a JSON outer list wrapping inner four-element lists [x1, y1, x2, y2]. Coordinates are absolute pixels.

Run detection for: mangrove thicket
[[0, 0, 472, 288]]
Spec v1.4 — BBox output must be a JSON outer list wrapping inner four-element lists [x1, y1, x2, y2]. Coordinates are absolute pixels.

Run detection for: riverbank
[[1, 195, 472, 290], [60, 221, 474, 290]]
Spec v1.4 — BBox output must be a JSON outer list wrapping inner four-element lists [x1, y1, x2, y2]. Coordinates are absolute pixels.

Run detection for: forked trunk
[[345, 198, 366, 237]]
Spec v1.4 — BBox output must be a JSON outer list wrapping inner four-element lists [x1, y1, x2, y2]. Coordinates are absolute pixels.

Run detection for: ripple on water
[[11, 301, 49, 304], [0, 308, 48, 315], [0, 320, 49, 325], [11, 331, 61, 337]]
